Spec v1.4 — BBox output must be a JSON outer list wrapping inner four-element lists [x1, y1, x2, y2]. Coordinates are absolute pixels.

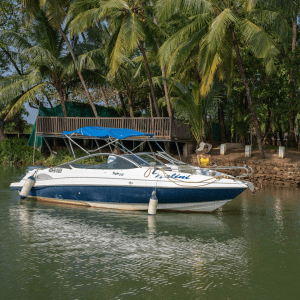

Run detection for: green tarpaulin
[[28, 102, 117, 148]]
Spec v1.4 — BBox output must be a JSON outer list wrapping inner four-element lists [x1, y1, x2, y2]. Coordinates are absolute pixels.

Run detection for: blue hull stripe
[[14, 186, 246, 204]]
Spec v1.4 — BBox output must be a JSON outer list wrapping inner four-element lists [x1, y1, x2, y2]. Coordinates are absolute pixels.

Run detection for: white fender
[[19, 176, 35, 199], [148, 191, 158, 215]]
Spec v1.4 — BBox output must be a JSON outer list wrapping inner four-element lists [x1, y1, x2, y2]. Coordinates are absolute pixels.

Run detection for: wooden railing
[[36, 117, 191, 140]]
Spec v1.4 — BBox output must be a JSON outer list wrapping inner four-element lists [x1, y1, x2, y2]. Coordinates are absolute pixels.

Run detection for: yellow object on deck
[[200, 157, 210, 166]]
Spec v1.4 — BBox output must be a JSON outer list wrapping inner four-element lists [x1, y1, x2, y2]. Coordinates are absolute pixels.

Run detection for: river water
[[1, 166, 300, 300]]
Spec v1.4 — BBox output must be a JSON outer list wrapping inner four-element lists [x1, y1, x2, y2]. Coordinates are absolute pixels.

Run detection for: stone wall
[[175, 155, 300, 189], [217, 161, 300, 189]]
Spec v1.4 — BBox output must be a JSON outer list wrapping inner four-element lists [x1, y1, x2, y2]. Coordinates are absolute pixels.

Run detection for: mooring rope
[[144, 165, 231, 187]]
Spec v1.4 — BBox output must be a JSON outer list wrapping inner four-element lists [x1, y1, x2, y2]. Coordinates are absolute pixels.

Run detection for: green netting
[[28, 103, 117, 148], [39, 102, 117, 117], [27, 121, 43, 150]]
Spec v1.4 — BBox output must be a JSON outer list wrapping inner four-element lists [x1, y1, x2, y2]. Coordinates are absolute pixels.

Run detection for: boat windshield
[[65, 154, 138, 169], [124, 154, 164, 167]]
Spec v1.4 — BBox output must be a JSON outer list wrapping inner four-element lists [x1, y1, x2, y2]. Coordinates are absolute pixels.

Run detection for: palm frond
[[240, 19, 279, 62], [156, 0, 212, 22], [70, 7, 102, 36], [123, 14, 145, 52], [4, 82, 48, 119], [0, 31, 32, 52]]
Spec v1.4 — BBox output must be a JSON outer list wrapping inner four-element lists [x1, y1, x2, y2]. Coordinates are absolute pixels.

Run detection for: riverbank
[[2, 138, 300, 188], [178, 147, 300, 189]]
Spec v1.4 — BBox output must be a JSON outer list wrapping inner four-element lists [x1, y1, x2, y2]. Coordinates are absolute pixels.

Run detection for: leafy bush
[[43, 149, 107, 167], [0, 138, 45, 164], [0, 138, 109, 166], [43, 149, 75, 166]]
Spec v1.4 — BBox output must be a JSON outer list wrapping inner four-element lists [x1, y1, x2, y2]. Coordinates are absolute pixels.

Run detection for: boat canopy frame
[[61, 127, 253, 179]]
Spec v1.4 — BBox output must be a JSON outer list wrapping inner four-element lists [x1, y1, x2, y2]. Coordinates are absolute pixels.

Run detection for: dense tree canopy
[[0, 0, 300, 153]]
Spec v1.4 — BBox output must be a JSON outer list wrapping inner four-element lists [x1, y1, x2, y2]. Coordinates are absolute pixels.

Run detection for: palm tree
[[157, 0, 290, 157], [22, 0, 99, 117], [0, 11, 82, 117], [70, 0, 164, 117], [266, 0, 299, 147], [171, 81, 220, 144]]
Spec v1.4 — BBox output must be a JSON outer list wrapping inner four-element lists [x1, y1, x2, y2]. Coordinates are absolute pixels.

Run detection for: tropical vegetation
[[1, 0, 300, 158]]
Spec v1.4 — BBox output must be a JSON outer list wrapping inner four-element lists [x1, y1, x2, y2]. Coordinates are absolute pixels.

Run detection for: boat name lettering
[[155, 173, 190, 180], [113, 172, 124, 176], [49, 168, 62, 173]]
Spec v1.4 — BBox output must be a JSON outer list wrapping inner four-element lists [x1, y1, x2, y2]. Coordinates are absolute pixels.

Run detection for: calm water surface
[[1, 166, 300, 300]]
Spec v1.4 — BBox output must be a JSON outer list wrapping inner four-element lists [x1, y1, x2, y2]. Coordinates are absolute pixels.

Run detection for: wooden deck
[[36, 117, 191, 141]]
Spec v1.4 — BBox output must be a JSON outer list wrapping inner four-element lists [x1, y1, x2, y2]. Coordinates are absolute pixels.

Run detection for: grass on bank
[[0, 138, 45, 165]]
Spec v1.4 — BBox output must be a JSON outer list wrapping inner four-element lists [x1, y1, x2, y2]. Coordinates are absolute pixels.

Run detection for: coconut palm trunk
[[151, 6, 173, 118], [161, 65, 173, 117], [58, 25, 99, 118], [218, 98, 226, 143], [100, 86, 109, 107], [127, 92, 135, 118], [118, 92, 128, 117], [57, 90, 68, 117], [139, 41, 160, 117], [288, 15, 297, 147], [230, 25, 265, 158]]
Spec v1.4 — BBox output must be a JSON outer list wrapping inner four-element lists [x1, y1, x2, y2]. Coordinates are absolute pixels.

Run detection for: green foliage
[[0, 138, 44, 164], [3, 107, 31, 133], [170, 81, 220, 143], [1, 0, 300, 150], [0, 138, 109, 166], [43, 148, 107, 167]]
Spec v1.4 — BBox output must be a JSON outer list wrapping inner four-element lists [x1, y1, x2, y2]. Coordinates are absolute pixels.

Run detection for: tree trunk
[[273, 130, 277, 146], [287, 16, 297, 147], [161, 65, 173, 118], [127, 93, 135, 118], [57, 88, 68, 117], [148, 94, 154, 118], [58, 25, 99, 118], [0, 126, 5, 140], [61, 99, 68, 117], [287, 111, 296, 147], [218, 97, 226, 143], [100, 86, 109, 107], [230, 25, 265, 158], [151, 5, 172, 118], [139, 41, 160, 117], [279, 127, 284, 146], [205, 117, 215, 144], [118, 92, 128, 117], [263, 107, 272, 145]]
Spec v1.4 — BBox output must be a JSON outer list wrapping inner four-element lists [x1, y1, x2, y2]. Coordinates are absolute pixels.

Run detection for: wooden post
[[175, 142, 181, 161], [169, 117, 173, 140]]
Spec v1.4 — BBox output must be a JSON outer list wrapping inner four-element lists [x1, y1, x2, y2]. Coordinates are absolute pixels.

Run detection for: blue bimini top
[[63, 127, 154, 140]]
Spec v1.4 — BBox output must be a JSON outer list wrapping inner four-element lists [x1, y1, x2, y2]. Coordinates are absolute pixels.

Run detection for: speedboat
[[10, 127, 253, 213]]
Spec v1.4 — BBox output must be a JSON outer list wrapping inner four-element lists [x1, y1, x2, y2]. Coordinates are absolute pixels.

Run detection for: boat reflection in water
[[11, 198, 250, 299]]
